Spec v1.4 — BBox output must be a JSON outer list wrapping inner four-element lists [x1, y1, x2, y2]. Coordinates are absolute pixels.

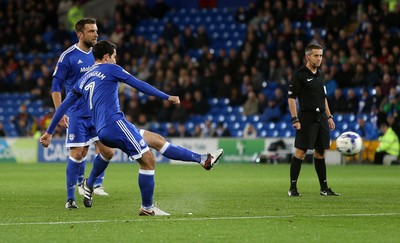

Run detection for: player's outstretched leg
[[160, 141, 224, 170], [142, 130, 224, 170], [201, 149, 224, 170]]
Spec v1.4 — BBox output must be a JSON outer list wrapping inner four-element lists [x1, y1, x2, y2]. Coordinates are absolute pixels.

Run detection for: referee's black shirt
[[287, 66, 326, 112]]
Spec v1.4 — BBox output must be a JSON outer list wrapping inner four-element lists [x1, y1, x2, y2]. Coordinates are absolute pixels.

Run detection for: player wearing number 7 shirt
[[42, 40, 223, 215]]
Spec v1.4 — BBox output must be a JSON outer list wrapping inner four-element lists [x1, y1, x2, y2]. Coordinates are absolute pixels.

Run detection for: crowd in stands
[[0, 0, 399, 140]]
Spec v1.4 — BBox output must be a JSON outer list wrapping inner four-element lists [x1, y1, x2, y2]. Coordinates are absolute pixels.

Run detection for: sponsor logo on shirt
[[80, 66, 92, 73]]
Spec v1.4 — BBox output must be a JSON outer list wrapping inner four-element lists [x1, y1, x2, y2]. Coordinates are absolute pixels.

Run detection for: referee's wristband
[[328, 115, 333, 120], [291, 116, 299, 124]]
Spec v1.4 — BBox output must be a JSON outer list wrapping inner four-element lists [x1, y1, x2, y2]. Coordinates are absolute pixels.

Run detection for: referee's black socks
[[290, 156, 303, 189], [314, 158, 328, 190]]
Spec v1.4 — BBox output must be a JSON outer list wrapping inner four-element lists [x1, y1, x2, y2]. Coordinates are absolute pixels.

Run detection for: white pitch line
[[0, 213, 399, 226]]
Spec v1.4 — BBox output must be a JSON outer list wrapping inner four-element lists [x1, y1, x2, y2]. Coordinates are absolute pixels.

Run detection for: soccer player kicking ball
[[40, 40, 223, 216]]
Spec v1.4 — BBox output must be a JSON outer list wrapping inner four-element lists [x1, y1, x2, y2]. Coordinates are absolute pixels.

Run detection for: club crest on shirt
[[139, 139, 146, 147], [69, 134, 75, 141]]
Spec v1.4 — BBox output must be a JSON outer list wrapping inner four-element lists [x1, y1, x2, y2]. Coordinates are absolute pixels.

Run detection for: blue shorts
[[98, 118, 149, 161], [66, 116, 99, 148]]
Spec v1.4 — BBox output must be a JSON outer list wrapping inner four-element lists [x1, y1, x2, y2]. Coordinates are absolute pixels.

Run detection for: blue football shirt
[[47, 63, 169, 134], [52, 44, 94, 117]]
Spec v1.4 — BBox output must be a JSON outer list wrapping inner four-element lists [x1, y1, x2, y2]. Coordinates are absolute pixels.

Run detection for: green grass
[[0, 162, 399, 242]]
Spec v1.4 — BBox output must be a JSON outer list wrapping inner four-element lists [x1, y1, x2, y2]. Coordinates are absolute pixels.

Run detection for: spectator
[[374, 122, 400, 165], [243, 123, 257, 138], [364, 63, 380, 89], [166, 124, 179, 137], [328, 88, 348, 114], [136, 113, 150, 131], [211, 122, 231, 137], [356, 117, 378, 140], [67, 1, 84, 30], [11, 104, 33, 136], [181, 91, 194, 115], [177, 123, 191, 137], [242, 91, 259, 116], [192, 90, 210, 115], [261, 99, 282, 122], [274, 87, 287, 114], [346, 88, 359, 114], [351, 63, 366, 87], [193, 25, 210, 49], [157, 100, 174, 122], [257, 92, 267, 114], [379, 73, 395, 97], [192, 124, 203, 137], [181, 27, 196, 50], [334, 62, 354, 88], [201, 119, 214, 137], [358, 89, 374, 114], [160, 21, 179, 42], [380, 89, 400, 117]]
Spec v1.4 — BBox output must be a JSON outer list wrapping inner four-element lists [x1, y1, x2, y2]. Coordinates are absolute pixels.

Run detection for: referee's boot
[[320, 188, 340, 196], [288, 188, 302, 197]]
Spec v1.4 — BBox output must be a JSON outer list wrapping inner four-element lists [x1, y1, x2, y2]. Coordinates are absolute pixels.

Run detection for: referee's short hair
[[305, 43, 323, 55]]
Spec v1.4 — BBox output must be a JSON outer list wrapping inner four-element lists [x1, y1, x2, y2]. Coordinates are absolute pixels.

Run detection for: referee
[[287, 43, 340, 197]]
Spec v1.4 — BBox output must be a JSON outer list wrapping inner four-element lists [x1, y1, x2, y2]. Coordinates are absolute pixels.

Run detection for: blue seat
[[266, 129, 279, 137], [185, 122, 194, 130], [279, 129, 293, 138], [331, 130, 341, 139], [232, 129, 243, 137]]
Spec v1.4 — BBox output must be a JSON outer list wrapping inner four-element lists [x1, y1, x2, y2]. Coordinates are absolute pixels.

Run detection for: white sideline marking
[[1, 213, 399, 226]]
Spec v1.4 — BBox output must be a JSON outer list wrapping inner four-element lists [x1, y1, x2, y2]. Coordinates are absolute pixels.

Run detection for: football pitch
[[0, 162, 399, 242]]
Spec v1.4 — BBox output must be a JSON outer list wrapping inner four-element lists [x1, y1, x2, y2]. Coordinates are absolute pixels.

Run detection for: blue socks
[[138, 169, 155, 209], [77, 159, 87, 186], [77, 157, 105, 188], [66, 157, 81, 201], [160, 142, 202, 163], [86, 154, 110, 188]]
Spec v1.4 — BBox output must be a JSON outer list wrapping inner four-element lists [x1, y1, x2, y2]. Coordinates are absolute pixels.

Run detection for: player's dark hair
[[75, 17, 97, 32], [305, 43, 323, 55], [93, 40, 116, 60]]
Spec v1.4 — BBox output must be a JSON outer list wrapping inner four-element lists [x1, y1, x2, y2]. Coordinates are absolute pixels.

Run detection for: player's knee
[[101, 148, 114, 161], [139, 151, 156, 170], [69, 147, 86, 161], [144, 131, 166, 150]]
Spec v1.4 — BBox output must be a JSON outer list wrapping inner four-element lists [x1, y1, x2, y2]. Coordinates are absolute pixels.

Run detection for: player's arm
[[40, 91, 81, 148], [51, 62, 69, 127], [124, 75, 180, 104]]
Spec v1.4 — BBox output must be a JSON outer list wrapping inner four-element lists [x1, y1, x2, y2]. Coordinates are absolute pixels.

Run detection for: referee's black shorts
[[294, 111, 330, 151]]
